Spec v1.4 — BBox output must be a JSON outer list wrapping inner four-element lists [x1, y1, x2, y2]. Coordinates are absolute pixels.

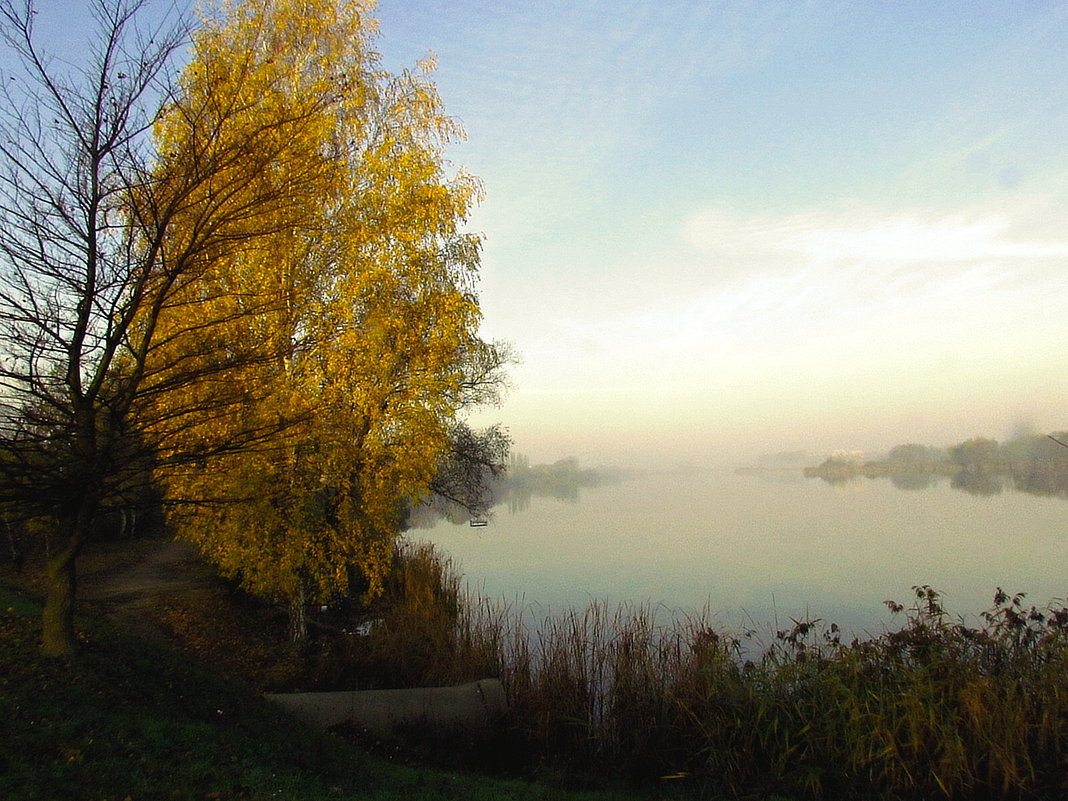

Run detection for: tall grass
[[341, 543, 1068, 799]]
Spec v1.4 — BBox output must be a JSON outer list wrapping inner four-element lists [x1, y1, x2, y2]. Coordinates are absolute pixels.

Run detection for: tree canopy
[[146, 0, 508, 640]]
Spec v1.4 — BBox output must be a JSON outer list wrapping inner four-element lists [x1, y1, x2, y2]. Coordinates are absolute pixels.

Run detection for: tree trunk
[[3, 516, 24, 573], [40, 498, 94, 657], [41, 532, 82, 657], [288, 579, 309, 648]]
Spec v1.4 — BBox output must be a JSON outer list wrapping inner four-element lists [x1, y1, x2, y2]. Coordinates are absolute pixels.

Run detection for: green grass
[[0, 582, 704, 801]]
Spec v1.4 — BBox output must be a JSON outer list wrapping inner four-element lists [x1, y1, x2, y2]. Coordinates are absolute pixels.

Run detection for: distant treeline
[[407, 455, 625, 525], [493, 455, 625, 512], [805, 432, 1068, 496]]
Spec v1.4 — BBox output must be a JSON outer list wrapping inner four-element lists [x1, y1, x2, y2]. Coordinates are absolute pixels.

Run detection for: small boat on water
[[469, 519, 488, 527]]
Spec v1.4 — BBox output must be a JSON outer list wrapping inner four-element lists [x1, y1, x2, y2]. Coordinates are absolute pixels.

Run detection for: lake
[[413, 468, 1068, 639]]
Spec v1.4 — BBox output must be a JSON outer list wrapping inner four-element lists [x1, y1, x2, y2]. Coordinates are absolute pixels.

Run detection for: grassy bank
[[0, 580, 689, 801]]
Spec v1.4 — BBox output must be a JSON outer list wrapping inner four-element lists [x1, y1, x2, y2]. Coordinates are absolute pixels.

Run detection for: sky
[[369, 0, 1068, 467], [9, 1, 1068, 468]]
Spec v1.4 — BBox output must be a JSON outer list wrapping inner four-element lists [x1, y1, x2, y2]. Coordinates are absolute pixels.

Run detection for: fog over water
[[416, 468, 1068, 638]]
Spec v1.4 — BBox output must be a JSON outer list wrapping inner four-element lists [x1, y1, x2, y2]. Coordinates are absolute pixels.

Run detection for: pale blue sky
[[9, 1, 1068, 466], [373, 1, 1068, 466]]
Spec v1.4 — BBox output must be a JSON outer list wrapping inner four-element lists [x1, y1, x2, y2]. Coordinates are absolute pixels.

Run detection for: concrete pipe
[[266, 679, 507, 740]]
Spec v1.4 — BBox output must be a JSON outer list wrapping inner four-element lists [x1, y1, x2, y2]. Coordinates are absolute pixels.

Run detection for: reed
[[343, 544, 1068, 799]]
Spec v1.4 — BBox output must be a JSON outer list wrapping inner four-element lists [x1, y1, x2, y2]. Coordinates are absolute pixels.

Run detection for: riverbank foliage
[[337, 544, 1068, 800], [10, 536, 1068, 799]]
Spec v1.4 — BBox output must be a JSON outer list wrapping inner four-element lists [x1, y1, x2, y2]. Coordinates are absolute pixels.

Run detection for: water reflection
[[951, 470, 1006, 496], [411, 450, 1068, 535], [806, 465, 1068, 498], [890, 472, 939, 491], [1012, 467, 1068, 499], [415, 465, 1068, 640]]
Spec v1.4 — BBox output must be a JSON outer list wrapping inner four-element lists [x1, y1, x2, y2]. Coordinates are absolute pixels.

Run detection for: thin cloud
[[527, 202, 1067, 397], [684, 206, 1068, 264]]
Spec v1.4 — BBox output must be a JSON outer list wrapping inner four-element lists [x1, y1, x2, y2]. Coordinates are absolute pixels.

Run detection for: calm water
[[415, 469, 1068, 637]]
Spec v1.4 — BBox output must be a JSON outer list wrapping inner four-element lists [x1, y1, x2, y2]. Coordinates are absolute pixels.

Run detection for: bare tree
[[0, 0, 330, 655]]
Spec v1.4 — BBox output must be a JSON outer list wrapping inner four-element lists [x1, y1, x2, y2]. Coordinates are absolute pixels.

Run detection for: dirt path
[[74, 540, 297, 688], [80, 540, 222, 634]]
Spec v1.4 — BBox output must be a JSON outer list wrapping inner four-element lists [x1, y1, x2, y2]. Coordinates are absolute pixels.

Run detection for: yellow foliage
[[144, 0, 488, 607]]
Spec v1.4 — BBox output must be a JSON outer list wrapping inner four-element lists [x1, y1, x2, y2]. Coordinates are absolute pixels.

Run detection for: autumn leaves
[[150, 0, 499, 635]]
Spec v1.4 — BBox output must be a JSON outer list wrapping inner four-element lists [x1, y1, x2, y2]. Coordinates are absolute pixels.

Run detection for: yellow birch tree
[[145, 0, 503, 640]]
